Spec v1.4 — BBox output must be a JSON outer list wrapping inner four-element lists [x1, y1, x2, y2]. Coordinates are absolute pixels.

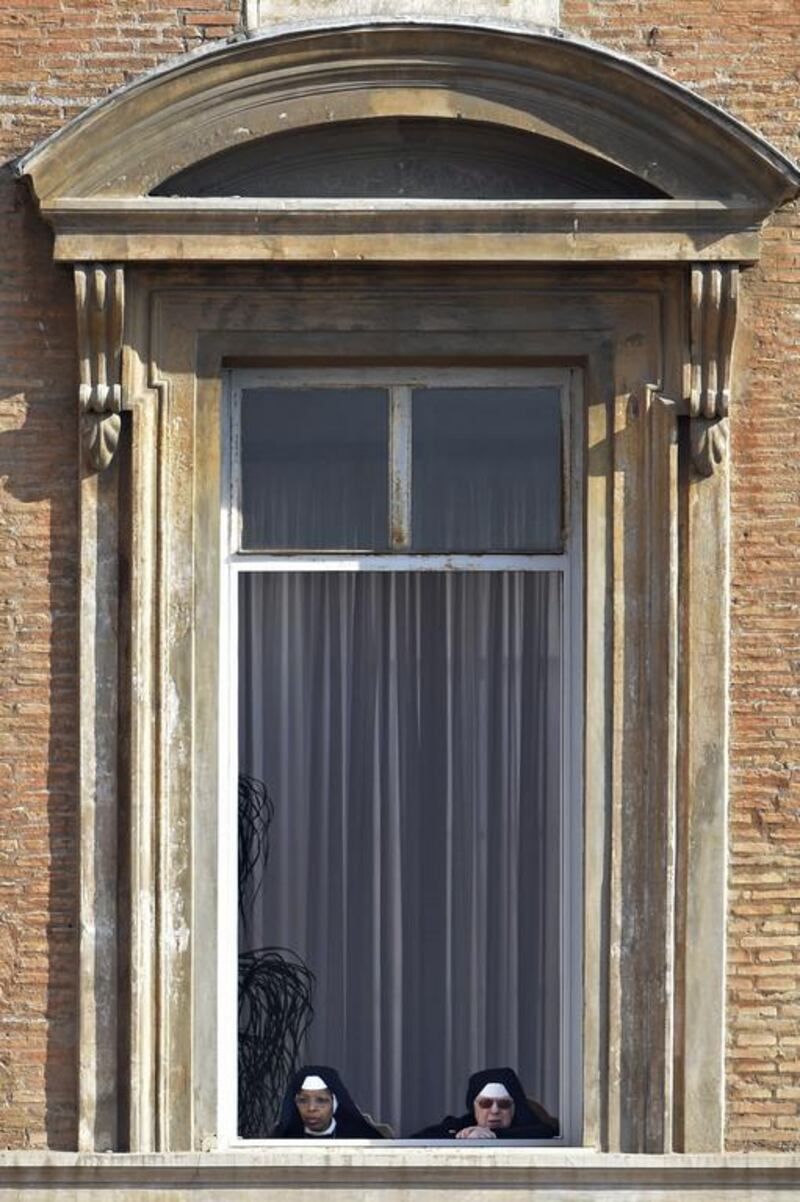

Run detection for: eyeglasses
[[475, 1097, 513, 1110]]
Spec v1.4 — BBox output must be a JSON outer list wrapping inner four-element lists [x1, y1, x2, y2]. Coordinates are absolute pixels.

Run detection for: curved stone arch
[[18, 21, 799, 209]]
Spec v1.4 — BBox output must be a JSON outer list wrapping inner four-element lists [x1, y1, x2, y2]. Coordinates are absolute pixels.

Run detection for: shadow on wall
[[0, 162, 79, 1150]]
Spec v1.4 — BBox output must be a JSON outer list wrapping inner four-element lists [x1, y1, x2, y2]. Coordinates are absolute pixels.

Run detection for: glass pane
[[240, 387, 388, 549], [412, 387, 563, 552], [238, 570, 562, 1139]]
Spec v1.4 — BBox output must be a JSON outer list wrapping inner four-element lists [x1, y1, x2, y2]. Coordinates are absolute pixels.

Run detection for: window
[[20, 14, 793, 1159], [220, 368, 583, 1142]]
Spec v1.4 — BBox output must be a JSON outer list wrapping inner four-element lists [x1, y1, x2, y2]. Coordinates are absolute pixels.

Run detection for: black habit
[[272, 1064, 385, 1139], [409, 1065, 559, 1139]]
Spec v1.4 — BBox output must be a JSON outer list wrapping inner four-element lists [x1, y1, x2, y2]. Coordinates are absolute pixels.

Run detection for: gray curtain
[[239, 570, 562, 1136]]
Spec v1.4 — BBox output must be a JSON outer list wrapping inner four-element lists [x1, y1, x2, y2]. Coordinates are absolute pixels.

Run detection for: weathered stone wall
[[0, 0, 242, 1151], [0, 0, 798, 1153]]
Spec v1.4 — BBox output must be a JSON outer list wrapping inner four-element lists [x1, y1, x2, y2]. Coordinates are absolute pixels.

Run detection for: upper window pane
[[411, 387, 563, 552], [240, 387, 388, 550]]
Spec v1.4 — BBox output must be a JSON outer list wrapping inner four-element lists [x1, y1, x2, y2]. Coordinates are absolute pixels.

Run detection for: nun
[[409, 1066, 558, 1140], [272, 1065, 385, 1139]]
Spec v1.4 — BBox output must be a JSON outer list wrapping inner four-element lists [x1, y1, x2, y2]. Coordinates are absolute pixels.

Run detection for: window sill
[[1, 1149, 799, 1197]]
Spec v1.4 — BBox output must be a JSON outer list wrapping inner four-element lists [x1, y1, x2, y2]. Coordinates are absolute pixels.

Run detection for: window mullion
[[389, 385, 412, 550], [231, 380, 243, 553]]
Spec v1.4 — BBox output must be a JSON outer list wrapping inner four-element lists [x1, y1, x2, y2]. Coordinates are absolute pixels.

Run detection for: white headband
[[477, 1082, 512, 1101], [300, 1075, 338, 1114], [301, 1075, 328, 1091]]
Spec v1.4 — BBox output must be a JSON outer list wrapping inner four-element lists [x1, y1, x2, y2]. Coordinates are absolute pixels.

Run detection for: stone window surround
[[14, 18, 800, 1180]]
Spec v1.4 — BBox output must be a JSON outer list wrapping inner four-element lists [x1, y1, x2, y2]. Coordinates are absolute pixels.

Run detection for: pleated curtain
[[239, 569, 562, 1136]]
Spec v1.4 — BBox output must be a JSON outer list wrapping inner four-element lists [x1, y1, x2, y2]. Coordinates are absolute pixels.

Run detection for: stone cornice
[[43, 198, 761, 264]]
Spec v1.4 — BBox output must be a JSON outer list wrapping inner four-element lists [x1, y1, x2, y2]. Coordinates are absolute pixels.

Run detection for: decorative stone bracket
[[686, 264, 738, 477], [75, 263, 125, 471]]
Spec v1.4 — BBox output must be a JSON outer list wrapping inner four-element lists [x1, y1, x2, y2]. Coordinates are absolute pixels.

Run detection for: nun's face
[[295, 1087, 334, 1131], [473, 1094, 515, 1130]]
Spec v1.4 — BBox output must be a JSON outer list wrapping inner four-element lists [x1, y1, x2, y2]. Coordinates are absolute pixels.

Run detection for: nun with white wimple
[[409, 1066, 558, 1139], [272, 1065, 385, 1138]]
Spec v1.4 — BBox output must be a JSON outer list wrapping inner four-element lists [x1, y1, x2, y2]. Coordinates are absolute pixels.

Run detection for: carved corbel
[[74, 264, 125, 471], [686, 264, 739, 477]]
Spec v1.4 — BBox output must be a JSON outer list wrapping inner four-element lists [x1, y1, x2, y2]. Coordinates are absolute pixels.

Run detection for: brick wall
[[0, 0, 242, 1150], [0, 0, 797, 1153], [727, 207, 800, 1150], [561, 0, 800, 1152]]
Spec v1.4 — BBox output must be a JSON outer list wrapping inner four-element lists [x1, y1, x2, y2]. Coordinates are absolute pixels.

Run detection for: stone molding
[[75, 263, 126, 470], [44, 198, 762, 265], [1, 1150, 800, 1198]]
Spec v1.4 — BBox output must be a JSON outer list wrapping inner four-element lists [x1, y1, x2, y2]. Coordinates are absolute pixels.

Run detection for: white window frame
[[217, 366, 584, 1147]]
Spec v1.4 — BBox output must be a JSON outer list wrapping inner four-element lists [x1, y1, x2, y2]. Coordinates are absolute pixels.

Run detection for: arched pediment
[[16, 21, 799, 264], [19, 21, 799, 207]]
